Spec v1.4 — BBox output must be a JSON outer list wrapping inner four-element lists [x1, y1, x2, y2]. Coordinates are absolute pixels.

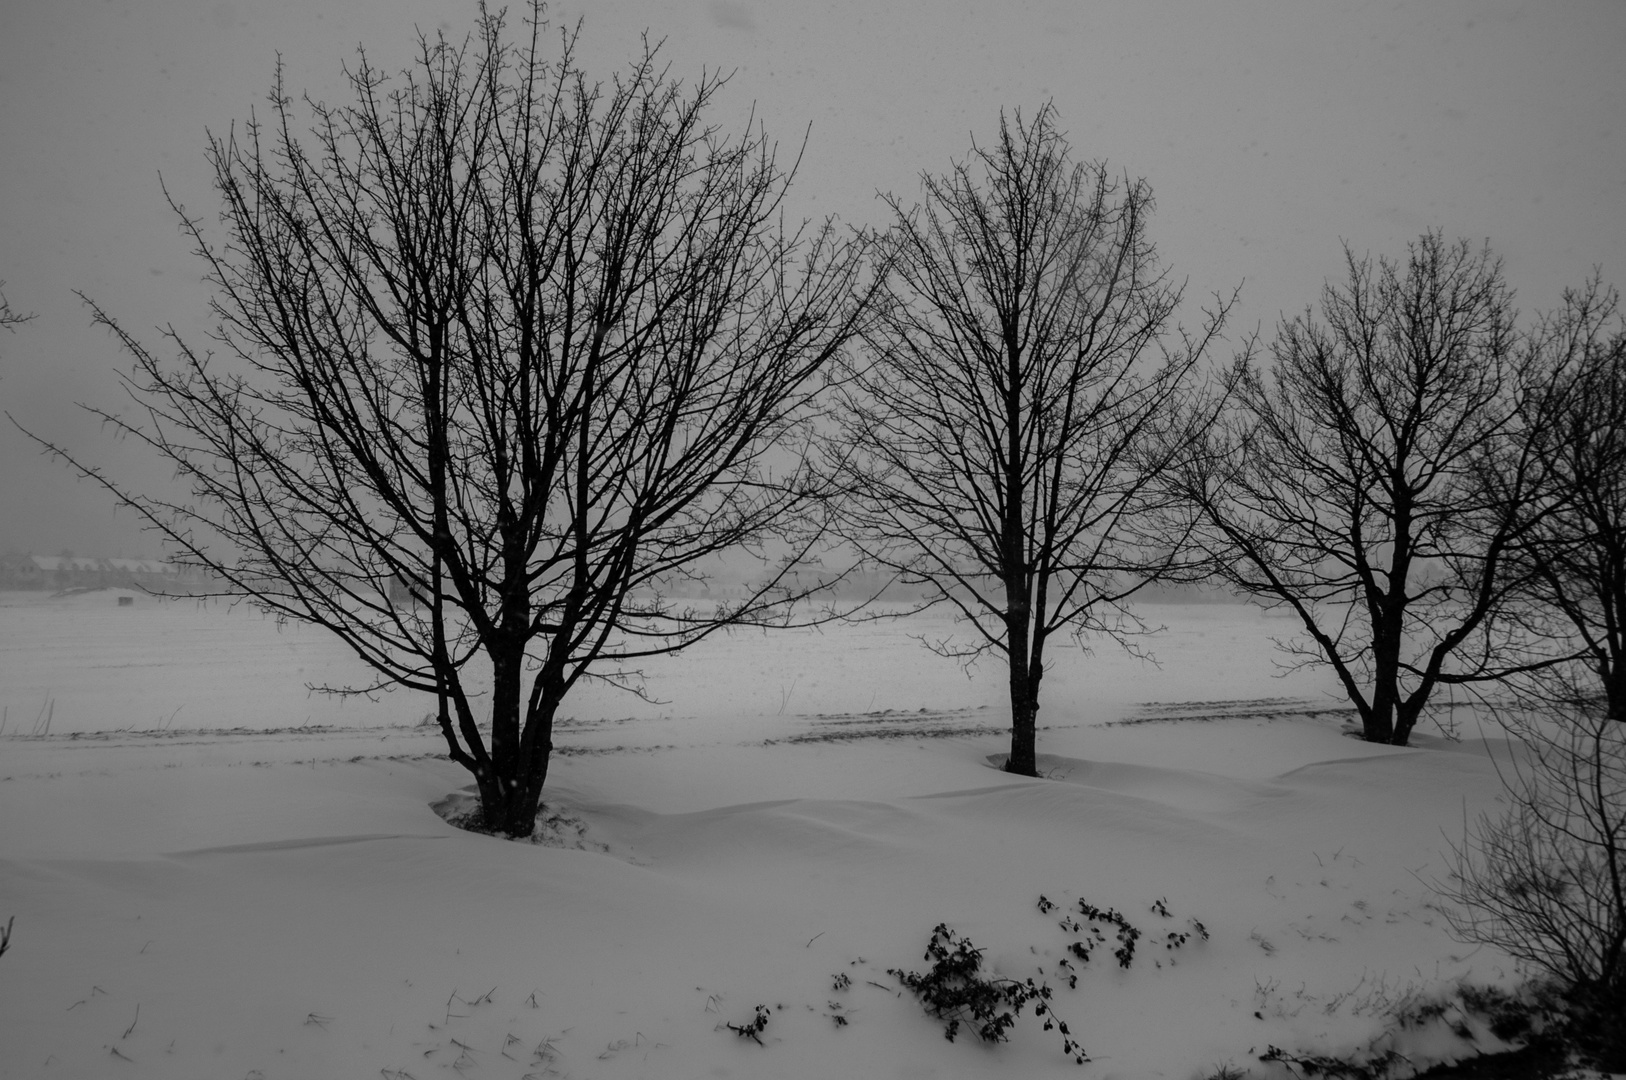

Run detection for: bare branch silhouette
[[14, 2, 871, 836], [827, 105, 1232, 776]]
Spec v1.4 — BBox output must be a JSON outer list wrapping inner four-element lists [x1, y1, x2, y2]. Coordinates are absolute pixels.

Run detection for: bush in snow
[[890, 923, 1087, 1065], [1441, 702, 1626, 1071]]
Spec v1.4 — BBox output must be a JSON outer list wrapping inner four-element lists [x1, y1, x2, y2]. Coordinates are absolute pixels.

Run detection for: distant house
[[0, 553, 204, 592], [18, 554, 106, 590], [105, 557, 181, 590], [0, 553, 45, 590]]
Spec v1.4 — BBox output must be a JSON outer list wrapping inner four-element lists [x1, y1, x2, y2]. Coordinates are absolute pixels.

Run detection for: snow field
[[0, 591, 1525, 1078]]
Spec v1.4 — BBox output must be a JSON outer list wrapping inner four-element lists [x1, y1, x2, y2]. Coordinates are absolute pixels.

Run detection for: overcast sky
[[1, 0, 1622, 557]]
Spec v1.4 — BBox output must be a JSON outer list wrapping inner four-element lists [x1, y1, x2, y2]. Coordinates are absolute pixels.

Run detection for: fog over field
[[1, 591, 1329, 737]]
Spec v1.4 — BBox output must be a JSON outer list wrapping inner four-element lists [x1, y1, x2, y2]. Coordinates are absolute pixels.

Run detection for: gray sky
[[1, 0, 1622, 557]]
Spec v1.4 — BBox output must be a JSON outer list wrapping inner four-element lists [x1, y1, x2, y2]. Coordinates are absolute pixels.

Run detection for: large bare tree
[[19, 6, 869, 836], [1175, 233, 1557, 746], [830, 106, 1231, 777], [1511, 279, 1626, 720]]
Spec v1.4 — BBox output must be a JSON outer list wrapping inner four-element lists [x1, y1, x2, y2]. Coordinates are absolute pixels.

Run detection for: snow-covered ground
[[1, 589, 1532, 1078]]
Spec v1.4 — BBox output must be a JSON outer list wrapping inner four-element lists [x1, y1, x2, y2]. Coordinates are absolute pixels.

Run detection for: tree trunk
[[1392, 699, 1422, 747], [476, 637, 540, 837], [1005, 609, 1040, 776], [469, 756, 504, 826], [469, 641, 566, 838], [1006, 670, 1039, 776], [496, 726, 552, 838], [502, 669, 563, 837], [1365, 596, 1405, 744], [1364, 670, 1397, 744]]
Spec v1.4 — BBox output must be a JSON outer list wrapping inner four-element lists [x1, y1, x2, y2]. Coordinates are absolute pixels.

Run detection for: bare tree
[[829, 106, 1232, 777], [1174, 233, 1555, 746], [1441, 700, 1626, 1069], [1511, 279, 1626, 720], [17, 5, 869, 836], [1439, 280, 1626, 1070]]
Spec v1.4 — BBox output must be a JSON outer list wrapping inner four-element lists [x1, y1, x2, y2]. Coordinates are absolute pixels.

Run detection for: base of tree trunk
[[429, 788, 540, 840]]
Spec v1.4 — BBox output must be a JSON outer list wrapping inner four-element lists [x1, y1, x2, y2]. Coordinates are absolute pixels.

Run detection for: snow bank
[[0, 597, 1524, 1078]]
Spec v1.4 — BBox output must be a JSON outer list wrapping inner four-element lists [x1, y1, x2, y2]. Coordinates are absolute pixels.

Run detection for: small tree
[[830, 106, 1231, 776], [1442, 700, 1626, 1069], [1511, 279, 1626, 720], [19, 5, 869, 836], [1175, 233, 1551, 746]]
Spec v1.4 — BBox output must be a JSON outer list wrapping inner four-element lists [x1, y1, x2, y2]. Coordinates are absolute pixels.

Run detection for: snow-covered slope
[[0, 592, 1531, 1078]]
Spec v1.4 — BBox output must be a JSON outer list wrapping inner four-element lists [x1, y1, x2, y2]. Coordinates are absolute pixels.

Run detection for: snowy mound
[[0, 603, 1528, 1078]]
